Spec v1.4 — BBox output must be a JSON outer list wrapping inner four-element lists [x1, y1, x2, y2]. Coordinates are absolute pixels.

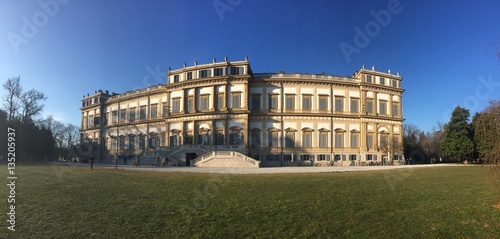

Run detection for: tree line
[[404, 103, 500, 164], [1, 77, 80, 161]]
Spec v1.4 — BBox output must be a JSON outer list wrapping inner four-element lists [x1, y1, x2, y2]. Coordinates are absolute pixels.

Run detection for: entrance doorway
[[186, 153, 197, 166]]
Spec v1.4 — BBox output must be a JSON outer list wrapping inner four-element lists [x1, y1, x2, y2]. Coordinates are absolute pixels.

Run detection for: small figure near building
[[89, 154, 94, 170]]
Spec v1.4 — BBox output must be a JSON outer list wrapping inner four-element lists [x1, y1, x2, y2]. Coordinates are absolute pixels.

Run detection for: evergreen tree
[[441, 106, 474, 162]]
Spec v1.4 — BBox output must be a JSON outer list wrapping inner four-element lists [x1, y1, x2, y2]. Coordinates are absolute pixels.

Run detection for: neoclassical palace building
[[80, 57, 404, 167]]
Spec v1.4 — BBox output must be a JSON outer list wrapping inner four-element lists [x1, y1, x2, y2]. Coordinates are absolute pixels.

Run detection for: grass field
[[0, 164, 499, 238]]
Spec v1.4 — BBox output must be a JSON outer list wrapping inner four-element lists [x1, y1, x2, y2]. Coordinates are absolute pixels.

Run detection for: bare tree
[[20, 89, 46, 124], [2, 76, 22, 122]]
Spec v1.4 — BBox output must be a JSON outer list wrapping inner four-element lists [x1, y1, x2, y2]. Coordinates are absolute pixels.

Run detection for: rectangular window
[[350, 133, 359, 148], [379, 101, 387, 115], [187, 72, 193, 80], [120, 109, 126, 123], [129, 136, 135, 150], [366, 154, 373, 160], [214, 68, 225, 76], [335, 97, 344, 112], [129, 108, 136, 121], [366, 134, 374, 149], [230, 67, 244, 75], [186, 96, 193, 112], [251, 94, 261, 110], [366, 75, 372, 83], [303, 132, 312, 147], [380, 134, 388, 148], [200, 95, 209, 111], [285, 131, 294, 147], [229, 132, 241, 145], [392, 103, 399, 117], [334, 154, 341, 161], [170, 135, 179, 146], [139, 135, 146, 149], [392, 79, 398, 88], [251, 131, 261, 148], [231, 92, 241, 108], [268, 94, 278, 110], [217, 93, 224, 110], [215, 131, 224, 145], [285, 94, 295, 110], [380, 77, 385, 85], [139, 106, 147, 119], [172, 98, 180, 113], [112, 111, 118, 124], [319, 133, 328, 147], [366, 100, 373, 114], [199, 69, 211, 78], [268, 131, 278, 147], [111, 138, 117, 150], [350, 98, 359, 113], [150, 104, 158, 118], [335, 133, 344, 148], [119, 137, 125, 150], [162, 103, 168, 117], [302, 95, 311, 110], [349, 154, 358, 161], [317, 155, 330, 161], [300, 155, 314, 161], [319, 95, 328, 111], [393, 136, 400, 148], [173, 75, 179, 83]]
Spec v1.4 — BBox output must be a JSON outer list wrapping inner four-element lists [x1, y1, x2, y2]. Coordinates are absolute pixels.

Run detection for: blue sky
[[1, 0, 499, 132]]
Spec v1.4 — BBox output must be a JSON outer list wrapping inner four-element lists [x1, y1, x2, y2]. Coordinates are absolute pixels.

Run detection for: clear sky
[[1, 0, 499, 132]]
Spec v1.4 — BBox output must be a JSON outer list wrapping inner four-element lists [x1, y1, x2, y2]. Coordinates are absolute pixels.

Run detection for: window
[[214, 68, 225, 76], [302, 95, 311, 110], [268, 131, 278, 147], [200, 95, 209, 111], [139, 106, 147, 120], [392, 103, 399, 117], [251, 94, 261, 110], [380, 134, 388, 148], [335, 97, 344, 112], [319, 132, 328, 147], [198, 130, 211, 145], [215, 130, 224, 145], [139, 135, 146, 149], [366, 134, 374, 149], [334, 154, 341, 161], [162, 103, 168, 117], [129, 108, 136, 121], [268, 94, 278, 110], [317, 155, 330, 161], [112, 111, 118, 124], [111, 138, 117, 150], [366, 75, 372, 83], [230, 67, 244, 75], [184, 133, 193, 145], [172, 98, 181, 113], [350, 133, 359, 148], [161, 133, 166, 146], [379, 101, 387, 115], [120, 109, 126, 123], [231, 92, 241, 108], [285, 130, 295, 147], [380, 77, 385, 85], [392, 79, 398, 88], [199, 69, 211, 78], [302, 131, 312, 148], [119, 137, 125, 150], [173, 75, 179, 83], [351, 98, 359, 113], [319, 95, 328, 111], [170, 134, 180, 146], [349, 154, 358, 161], [250, 130, 261, 148], [366, 154, 373, 161], [300, 155, 314, 161], [266, 155, 280, 161], [187, 72, 193, 80], [129, 136, 135, 150], [335, 132, 344, 148], [88, 115, 94, 127], [150, 104, 158, 118], [285, 94, 295, 110], [217, 93, 224, 110], [366, 100, 373, 114], [229, 132, 241, 145], [149, 137, 157, 148], [186, 96, 194, 112]]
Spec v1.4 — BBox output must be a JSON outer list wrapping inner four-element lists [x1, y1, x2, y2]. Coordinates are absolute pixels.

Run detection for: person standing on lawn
[[89, 154, 94, 170]]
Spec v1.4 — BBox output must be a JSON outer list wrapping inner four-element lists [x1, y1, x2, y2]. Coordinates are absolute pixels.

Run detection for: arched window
[[285, 127, 296, 148]]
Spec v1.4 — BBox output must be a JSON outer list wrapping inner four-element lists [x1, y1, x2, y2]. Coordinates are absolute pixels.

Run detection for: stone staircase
[[192, 151, 260, 168]]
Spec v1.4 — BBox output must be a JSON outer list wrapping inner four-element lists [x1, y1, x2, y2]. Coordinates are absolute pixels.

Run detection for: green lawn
[[0, 164, 499, 238]]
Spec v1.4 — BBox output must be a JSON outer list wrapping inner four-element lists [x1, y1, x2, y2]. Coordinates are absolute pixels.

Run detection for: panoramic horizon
[[1, 0, 500, 132]]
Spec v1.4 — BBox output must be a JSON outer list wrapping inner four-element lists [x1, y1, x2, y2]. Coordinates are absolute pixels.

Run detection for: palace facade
[[80, 57, 404, 167]]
